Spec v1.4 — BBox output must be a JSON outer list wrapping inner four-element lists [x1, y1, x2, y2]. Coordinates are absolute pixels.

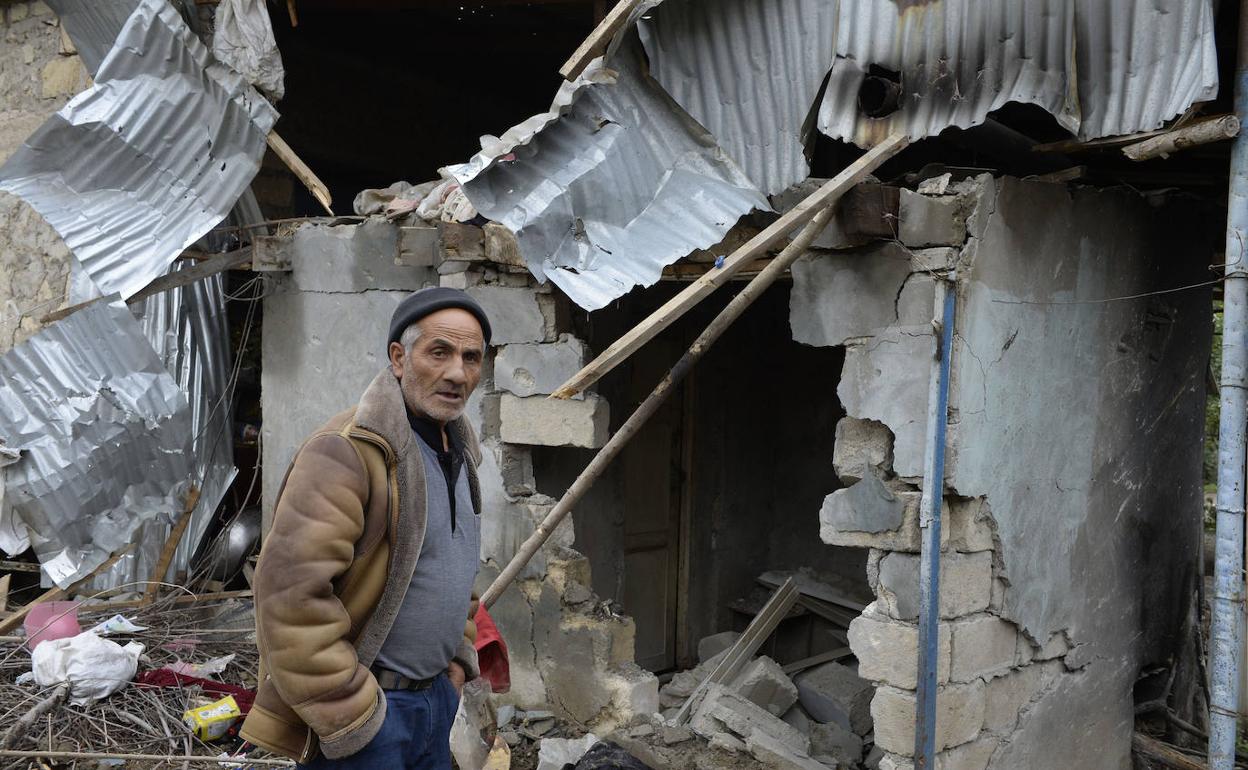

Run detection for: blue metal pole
[[914, 276, 957, 768], [1209, 5, 1248, 765]]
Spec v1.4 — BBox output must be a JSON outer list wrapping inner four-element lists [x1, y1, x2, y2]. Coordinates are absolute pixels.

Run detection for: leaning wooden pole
[[550, 133, 910, 400], [483, 135, 909, 606]]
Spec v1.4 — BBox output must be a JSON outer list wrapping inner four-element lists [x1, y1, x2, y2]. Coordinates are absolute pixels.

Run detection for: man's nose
[[444, 354, 468, 385]]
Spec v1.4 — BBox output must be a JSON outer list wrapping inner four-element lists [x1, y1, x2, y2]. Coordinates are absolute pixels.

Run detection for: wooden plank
[[0, 544, 135, 635], [550, 134, 909, 400], [0, 560, 40, 573], [267, 130, 331, 215], [758, 570, 867, 613], [1130, 733, 1206, 770], [782, 647, 853, 676], [80, 589, 253, 613], [0, 574, 9, 614], [673, 578, 799, 724], [142, 486, 200, 606], [1122, 114, 1239, 161], [559, 0, 643, 81]]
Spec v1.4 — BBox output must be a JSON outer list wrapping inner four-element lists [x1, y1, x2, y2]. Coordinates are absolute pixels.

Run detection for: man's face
[[388, 308, 485, 425]]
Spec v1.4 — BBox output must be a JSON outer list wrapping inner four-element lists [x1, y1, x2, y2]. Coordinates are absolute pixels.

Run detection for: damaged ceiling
[[452, 0, 1218, 311]]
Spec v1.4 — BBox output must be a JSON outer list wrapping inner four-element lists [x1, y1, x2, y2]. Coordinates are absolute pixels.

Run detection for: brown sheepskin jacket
[[239, 369, 482, 762]]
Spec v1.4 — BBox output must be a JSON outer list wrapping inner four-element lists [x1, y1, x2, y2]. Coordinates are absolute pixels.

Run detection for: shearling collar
[[353, 368, 482, 467]]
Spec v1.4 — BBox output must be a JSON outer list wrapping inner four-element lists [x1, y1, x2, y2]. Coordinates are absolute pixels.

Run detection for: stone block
[[438, 221, 487, 262], [289, 220, 431, 293], [781, 704, 813, 736], [483, 222, 527, 268], [947, 497, 995, 553], [499, 393, 610, 448], [948, 615, 1019, 683], [810, 720, 864, 768], [439, 271, 472, 290], [982, 661, 1061, 734], [838, 328, 933, 479], [734, 656, 798, 717], [398, 225, 438, 267], [697, 631, 741, 663], [871, 681, 985, 757], [41, 55, 84, 98], [822, 471, 906, 534], [495, 337, 587, 399], [690, 683, 812, 756], [833, 417, 895, 485], [790, 243, 915, 345], [793, 661, 874, 735], [822, 487, 941, 553], [899, 190, 967, 248], [848, 607, 950, 690], [937, 736, 998, 770], [499, 445, 537, 496], [468, 286, 546, 344], [910, 247, 959, 273], [876, 551, 992, 621]]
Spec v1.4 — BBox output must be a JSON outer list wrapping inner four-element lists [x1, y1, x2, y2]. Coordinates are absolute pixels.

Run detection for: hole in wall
[[858, 65, 903, 119]]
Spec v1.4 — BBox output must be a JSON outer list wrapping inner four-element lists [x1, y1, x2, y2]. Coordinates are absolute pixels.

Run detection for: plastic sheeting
[[0, 300, 194, 588], [213, 0, 286, 99], [451, 33, 767, 311], [0, 0, 277, 299]]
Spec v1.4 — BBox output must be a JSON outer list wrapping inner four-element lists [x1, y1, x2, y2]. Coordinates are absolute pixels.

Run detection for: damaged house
[[0, 0, 1243, 769]]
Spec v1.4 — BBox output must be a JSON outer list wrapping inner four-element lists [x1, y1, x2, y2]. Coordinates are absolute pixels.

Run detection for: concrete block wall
[[793, 175, 1209, 769], [0, 2, 82, 352], [261, 219, 657, 732]]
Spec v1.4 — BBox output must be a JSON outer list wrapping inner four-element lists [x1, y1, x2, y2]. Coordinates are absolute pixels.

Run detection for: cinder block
[[734, 656, 798, 717], [468, 286, 546, 344], [871, 681, 985, 757], [499, 393, 609, 448], [495, 337, 587, 399], [948, 615, 1019, 683], [848, 607, 950, 690], [822, 472, 907, 535], [822, 488, 948, 553], [834, 417, 895, 485], [947, 497, 995, 553], [899, 190, 967, 248], [690, 683, 812, 756], [876, 551, 992, 621], [793, 661, 874, 735], [810, 720, 864, 768]]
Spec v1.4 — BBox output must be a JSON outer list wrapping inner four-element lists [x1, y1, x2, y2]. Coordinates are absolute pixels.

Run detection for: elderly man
[[241, 287, 490, 769]]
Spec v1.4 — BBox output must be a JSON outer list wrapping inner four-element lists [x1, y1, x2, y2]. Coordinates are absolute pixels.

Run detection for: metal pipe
[[914, 276, 957, 768], [1208, 4, 1248, 765]]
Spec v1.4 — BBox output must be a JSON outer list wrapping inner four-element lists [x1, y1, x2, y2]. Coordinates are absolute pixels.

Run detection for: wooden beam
[[79, 589, 253, 613], [0, 560, 40, 573], [550, 133, 910, 400], [1122, 114, 1239, 161], [142, 486, 200, 607], [0, 574, 9, 614], [782, 647, 853, 676], [673, 578, 799, 723], [1130, 733, 1206, 770], [0, 544, 135, 635], [267, 130, 331, 214], [559, 0, 642, 80]]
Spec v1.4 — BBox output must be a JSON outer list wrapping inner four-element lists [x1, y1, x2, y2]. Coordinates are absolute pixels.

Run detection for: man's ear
[[388, 341, 406, 378]]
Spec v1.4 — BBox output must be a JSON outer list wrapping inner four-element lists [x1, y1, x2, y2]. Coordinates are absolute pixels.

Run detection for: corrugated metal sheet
[[44, 0, 139, 77], [0, 300, 194, 588], [814, 0, 1216, 146], [0, 0, 277, 299], [451, 32, 768, 311], [637, 0, 837, 196]]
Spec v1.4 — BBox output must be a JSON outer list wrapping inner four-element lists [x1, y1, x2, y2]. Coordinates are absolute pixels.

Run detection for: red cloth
[[134, 668, 256, 714], [474, 605, 510, 694]]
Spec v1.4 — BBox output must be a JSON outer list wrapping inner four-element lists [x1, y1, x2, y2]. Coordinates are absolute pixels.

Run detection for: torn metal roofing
[[813, 0, 1216, 146], [0, 300, 194, 588], [44, 0, 138, 77], [637, 0, 836, 196], [0, 0, 277, 299], [451, 33, 767, 311]]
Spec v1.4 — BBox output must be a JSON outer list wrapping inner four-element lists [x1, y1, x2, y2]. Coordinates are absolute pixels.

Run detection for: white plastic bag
[[32, 631, 144, 704], [212, 0, 285, 99]]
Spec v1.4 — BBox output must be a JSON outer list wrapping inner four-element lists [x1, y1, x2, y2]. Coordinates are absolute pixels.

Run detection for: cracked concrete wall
[[797, 176, 1209, 770], [0, 2, 83, 353], [261, 220, 659, 730]]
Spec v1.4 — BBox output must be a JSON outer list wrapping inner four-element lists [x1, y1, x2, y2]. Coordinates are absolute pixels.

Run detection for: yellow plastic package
[[183, 695, 241, 741]]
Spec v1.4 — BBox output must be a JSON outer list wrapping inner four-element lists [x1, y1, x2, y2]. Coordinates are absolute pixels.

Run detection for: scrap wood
[[782, 647, 853, 676], [673, 578, 799, 724], [1122, 114, 1240, 161], [758, 570, 868, 613], [482, 161, 858, 608], [559, 0, 643, 80], [1131, 732, 1206, 770], [550, 133, 909, 400], [143, 485, 202, 607], [0, 750, 292, 766], [0, 574, 7, 614], [83, 589, 253, 613], [0, 543, 136, 635], [267, 130, 331, 215]]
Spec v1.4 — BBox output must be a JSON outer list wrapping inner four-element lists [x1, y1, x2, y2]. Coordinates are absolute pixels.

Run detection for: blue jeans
[[298, 674, 459, 770]]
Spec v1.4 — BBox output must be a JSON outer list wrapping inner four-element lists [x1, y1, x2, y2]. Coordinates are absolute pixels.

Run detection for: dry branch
[[1, 683, 67, 749]]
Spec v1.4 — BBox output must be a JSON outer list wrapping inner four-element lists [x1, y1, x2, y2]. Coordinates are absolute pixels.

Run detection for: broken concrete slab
[[898, 189, 967, 248], [733, 656, 798, 717], [792, 661, 874, 736], [832, 417, 895, 485], [500, 393, 610, 448], [821, 470, 906, 534], [875, 551, 992, 621], [698, 631, 742, 664], [789, 243, 915, 346], [810, 720, 864, 768], [496, 336, 588, 399], [467, 285, 547, 343], [689, 683, 811, 755]]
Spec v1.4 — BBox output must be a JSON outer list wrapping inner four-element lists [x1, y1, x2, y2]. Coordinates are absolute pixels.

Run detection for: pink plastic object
[[24, 601, 81, 650]]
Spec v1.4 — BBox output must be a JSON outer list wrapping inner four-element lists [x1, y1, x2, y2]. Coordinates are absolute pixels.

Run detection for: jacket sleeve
[[452, 592, 481, 680], [253, 433, 386, 760]]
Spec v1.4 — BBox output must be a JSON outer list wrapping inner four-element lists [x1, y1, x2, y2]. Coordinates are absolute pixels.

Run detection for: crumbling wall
[[795, 176, 1208, 769], [260, 219, 658, 732], [0, 2, 85, 352]]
